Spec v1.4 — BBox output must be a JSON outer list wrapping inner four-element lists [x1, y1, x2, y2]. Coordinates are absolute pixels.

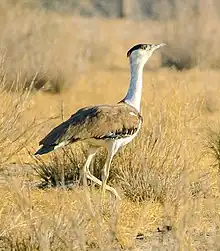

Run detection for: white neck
[[123, 59, 144, 112]]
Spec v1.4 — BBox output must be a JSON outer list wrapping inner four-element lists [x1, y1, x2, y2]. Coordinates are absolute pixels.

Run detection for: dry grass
[[1, 68, 219, 250], [0, 2, 220, 250]]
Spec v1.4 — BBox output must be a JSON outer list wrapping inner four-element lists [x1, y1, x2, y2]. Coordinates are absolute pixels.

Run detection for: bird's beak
[[153, 43, 166, 51]]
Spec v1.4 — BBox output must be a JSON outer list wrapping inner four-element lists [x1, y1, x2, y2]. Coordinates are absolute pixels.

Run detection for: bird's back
[[35, 102, 142, 155]]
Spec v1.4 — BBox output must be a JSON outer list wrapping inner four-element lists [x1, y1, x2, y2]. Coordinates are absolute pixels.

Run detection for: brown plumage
[[36, 102, 142, 155]]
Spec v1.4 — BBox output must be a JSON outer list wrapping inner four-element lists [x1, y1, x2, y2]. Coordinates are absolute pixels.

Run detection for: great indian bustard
[[35, 43, 165, 199]]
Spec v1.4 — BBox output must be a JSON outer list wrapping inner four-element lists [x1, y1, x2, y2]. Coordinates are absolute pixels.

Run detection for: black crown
[[127, 44, 153, 57]]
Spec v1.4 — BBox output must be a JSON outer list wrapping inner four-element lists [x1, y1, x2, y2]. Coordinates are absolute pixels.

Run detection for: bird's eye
[[141, 45, 147, 50]]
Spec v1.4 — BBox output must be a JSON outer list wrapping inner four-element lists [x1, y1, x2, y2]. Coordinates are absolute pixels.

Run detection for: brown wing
[[39, 103, 142, 147]]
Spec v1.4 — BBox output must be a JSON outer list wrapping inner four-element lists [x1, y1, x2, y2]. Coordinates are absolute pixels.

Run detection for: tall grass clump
[[31, 146, 83, 188]]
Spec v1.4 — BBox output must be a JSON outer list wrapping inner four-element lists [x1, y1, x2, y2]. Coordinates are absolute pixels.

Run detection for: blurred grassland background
[[1, 0, 220, 250]]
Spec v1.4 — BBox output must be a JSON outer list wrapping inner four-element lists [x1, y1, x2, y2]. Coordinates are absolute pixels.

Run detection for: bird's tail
[[34, 145, 55, 155]]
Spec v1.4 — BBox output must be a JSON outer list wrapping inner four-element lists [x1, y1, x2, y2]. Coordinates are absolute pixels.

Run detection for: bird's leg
[[79, 147, 99, 186], [79, 145, 121, 200], [86, 172, 120, 199], [101, 146, 117, 199]]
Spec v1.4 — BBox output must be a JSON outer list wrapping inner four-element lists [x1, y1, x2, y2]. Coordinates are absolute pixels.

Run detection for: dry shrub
[[114, 127, 185, 204], [0, 2, 110, 92], [204, 126, 220, 171], [159, 0, 220, 69], [0, 61, 40, 166], [31, 145, 111, 190], [31, 146, 83, 188]]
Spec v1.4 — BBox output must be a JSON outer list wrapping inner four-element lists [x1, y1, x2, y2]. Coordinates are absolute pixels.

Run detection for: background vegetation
[[0, 0, 220, 250]]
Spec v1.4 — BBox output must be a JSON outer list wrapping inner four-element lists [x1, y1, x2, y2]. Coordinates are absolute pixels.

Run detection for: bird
[[35, 43, 165, 200]]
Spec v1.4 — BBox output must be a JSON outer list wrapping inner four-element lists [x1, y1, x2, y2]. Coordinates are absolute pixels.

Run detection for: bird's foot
[[79, 170, 87, 187]]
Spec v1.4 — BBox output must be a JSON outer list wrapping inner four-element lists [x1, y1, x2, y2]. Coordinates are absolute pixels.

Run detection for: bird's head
[[127, 43, 166, 66]]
